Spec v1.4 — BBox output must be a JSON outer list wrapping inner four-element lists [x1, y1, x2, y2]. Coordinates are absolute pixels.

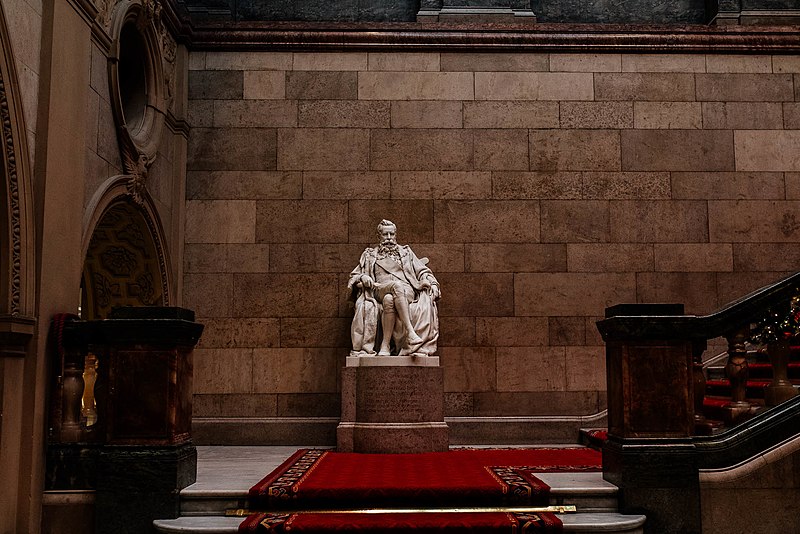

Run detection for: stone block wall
[[1, 0, 41, 166], [185, 51, 800, 440]]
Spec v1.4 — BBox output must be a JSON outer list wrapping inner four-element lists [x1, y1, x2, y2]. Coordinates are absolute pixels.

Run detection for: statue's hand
[[358, 275, 375, 290], [431, 284, 441, 300], [421, 280, 440, 300]]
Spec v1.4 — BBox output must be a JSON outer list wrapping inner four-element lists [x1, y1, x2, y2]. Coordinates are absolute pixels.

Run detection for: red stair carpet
[[239, 448, 601, 533], [239, 511, 563, 533]]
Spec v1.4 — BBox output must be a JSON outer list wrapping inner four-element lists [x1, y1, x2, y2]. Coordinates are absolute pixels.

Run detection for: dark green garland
[[749, 296, 800, 346]]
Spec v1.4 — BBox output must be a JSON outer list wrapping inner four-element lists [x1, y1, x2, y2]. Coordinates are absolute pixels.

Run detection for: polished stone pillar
[[599, 303, 701, 534], [61, 307, 203, 534]]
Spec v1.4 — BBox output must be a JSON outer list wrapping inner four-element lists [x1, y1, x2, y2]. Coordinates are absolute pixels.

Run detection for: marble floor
[[187, 446, 326, 495]]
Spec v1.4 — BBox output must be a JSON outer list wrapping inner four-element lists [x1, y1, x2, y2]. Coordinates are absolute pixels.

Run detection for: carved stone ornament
[[138, 0, 161, 31], [96, 0, 115, 33], [0, 51, 21, 314], [348, 220, 441, 357], [156, 3, 177, 109], [0, 0, 35, 319], [122, 151, 149, 205]]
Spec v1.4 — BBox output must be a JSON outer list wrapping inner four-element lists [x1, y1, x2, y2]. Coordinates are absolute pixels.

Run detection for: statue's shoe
[[406, 333, 424, 346]]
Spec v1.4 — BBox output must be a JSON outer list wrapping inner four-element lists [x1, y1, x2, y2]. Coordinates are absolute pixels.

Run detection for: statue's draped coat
[[348, 245, 439, 356]]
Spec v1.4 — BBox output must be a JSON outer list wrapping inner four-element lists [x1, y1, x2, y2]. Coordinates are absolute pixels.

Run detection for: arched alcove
[[81, 201, 166, 319], [82, 177, 172, 320]]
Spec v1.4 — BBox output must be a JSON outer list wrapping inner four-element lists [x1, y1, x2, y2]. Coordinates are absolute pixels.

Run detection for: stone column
[[338, 355, 449, 453], [0, 316, 35, 531]]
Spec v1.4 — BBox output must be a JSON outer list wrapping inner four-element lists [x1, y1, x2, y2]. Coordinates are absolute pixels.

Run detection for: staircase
[[153, 446, 646, 533], [701, 343, 800, 429]]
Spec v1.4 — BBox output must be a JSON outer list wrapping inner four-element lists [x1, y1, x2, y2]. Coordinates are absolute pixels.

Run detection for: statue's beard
[[377, 242, 401, 261]]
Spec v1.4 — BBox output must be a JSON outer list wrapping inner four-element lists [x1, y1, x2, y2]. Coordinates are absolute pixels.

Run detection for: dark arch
[[82, 176, 172, 320], [81, 199, 168, 319]]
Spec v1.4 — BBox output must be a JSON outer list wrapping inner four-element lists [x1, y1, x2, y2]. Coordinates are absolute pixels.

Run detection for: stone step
[[154, 512, 646, 533], [178, 471, 619, 516], [539, 472, 619, 512]]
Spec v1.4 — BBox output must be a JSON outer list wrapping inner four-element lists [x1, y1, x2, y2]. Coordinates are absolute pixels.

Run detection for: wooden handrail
[[598, 271, 800, 343], [601, 273, 800, 533], [598, 271, 800, 441]]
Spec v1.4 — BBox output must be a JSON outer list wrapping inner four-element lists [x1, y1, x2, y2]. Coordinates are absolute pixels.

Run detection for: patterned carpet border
[[247, 448, 601, 510], [240, 511, 563, 533]]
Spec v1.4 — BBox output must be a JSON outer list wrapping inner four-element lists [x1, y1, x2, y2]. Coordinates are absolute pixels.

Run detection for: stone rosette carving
[[100, 246, 138, 277]]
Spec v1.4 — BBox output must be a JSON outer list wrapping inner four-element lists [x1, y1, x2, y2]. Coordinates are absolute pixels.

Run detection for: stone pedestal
[[337, 356, 449, 453]]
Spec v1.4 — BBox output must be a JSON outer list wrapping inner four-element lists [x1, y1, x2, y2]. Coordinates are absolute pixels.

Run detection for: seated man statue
[[348, 220, 441, 356]]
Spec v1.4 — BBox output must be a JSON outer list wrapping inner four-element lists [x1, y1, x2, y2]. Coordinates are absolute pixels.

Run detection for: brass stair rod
[[227, 505, 577, 516]]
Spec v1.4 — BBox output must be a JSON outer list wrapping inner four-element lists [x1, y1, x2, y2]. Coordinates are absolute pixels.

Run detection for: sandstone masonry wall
[[1, 0, 42, 167], [185, 51, 800, 432]]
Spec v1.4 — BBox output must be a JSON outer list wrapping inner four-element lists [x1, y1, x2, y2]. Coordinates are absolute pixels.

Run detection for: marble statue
[[348, 220, 441, 357]]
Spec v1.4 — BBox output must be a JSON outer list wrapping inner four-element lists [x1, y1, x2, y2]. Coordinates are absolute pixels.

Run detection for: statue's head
[[376, 219, 397, 246]]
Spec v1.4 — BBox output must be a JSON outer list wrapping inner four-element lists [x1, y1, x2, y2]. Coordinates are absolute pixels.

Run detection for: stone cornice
[[161, 0, 193, 44], [181, 21, 800, 53]]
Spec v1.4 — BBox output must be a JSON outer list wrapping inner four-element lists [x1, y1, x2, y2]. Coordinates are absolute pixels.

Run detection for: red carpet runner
[[239, 511, 563, 533], [239, 448, 601, 533]]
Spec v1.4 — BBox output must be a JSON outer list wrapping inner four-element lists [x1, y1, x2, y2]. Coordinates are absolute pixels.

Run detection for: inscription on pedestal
[[362, 373, 424, 421], [339, 356, 448, 452], [353, 366, 444, 425]]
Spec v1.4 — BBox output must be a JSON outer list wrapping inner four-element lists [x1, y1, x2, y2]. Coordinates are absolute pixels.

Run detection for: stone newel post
[[64, 307, 203, 534], [597, 303, 701, 534]]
